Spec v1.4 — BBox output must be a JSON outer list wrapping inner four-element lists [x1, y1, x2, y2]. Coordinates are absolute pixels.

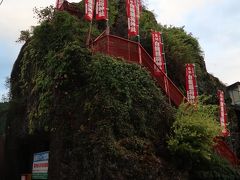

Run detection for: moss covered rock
[[5, 1, 240, 179]]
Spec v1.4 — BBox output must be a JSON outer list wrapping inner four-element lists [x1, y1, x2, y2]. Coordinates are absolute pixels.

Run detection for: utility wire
[[0, 0, 3, 6]]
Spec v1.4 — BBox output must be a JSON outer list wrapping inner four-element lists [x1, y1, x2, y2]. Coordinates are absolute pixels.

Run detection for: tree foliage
[[33, 5, 55, 23], [7, 8, 186, 179], [167, 96, 240, 178], [168, 96, 221, 162], [189, 153, 240, 179], [0, 102, 9, 135], [5, 1, 240, 179], [16, 30, 32, 43]]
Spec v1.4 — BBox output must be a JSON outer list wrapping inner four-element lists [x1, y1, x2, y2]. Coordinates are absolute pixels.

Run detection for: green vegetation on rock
[[168, 97, 221, 161], [4, 1, 240, 179], [0, 102, 9, 135], [167, 97, 240, 179]]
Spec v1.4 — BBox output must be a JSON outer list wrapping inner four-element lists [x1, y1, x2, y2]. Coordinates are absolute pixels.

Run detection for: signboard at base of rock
[[32, 151, 49, 179]]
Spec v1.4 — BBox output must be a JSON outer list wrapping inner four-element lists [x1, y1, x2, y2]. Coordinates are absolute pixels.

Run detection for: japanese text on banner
[[218, 90, 229, 136], [96, 0, 107, 20], [127, 0, 138, 36], [85, 0, 94, 21], [185, 64, 198, 103], [151, 31, 165, 73]]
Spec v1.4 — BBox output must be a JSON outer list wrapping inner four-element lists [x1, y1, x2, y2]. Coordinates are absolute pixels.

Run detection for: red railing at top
[[56, 0, 83, 18], [92, 34, 187, 106]]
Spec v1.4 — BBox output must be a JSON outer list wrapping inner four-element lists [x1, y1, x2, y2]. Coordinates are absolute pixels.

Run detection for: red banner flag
[[56, 0, 64, 10], [85, 0, 94, 21], [218, 90, 229, 137], [126, 0, 138, 36], [185, 64, 198, 103], [96, 0, 107, 20], [151, 31, 165, 74]]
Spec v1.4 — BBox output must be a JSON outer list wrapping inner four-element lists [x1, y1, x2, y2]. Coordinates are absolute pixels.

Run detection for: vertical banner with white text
[[126, 0, 138, 36], [32, 151, 49, 179], [85, 0, 94, 21], [151, 31, 165, 73], [218, 90, 229, 137], [96, 0, 107, 20], [185, 64, 198, 103]]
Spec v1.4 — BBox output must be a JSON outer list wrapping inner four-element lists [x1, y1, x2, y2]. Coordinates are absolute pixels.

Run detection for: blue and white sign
[[32, 151, 49, 179]]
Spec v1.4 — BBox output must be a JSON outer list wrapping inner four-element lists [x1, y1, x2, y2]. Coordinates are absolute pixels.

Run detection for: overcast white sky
[[0, 0, 240, 98]]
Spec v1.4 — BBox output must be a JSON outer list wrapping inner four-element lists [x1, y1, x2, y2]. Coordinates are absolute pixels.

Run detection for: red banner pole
[[160, 31, 171, 104], [128, 34, 130, 61], [106, 0, 109, 54], [106, 0, 109, 35], [193, 64, 198, 103], [136, 0, 142, 64], [161, 32, 168, 76]]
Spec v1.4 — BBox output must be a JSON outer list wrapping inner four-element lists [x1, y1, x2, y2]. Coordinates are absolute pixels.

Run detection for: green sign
[[32, 173, 48, 179]]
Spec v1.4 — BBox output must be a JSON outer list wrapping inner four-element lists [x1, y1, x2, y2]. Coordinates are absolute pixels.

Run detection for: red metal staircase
[[55, 0, 240, 166], [92, 33, 187, 106], [91, 32, 240, 166]]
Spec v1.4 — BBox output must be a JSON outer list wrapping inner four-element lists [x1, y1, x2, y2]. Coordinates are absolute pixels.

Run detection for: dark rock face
[[4, 10, 182, 177], [4, 1, 240, 179], [6, 40, 184, 179]]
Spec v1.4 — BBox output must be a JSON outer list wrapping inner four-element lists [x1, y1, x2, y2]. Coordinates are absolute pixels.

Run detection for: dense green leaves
[[84, 55, 175, 139], [6, 2, 240, 179], [168, 97, 221, 161], [189, 153, 240, 180], [166, 97, 240, 179], [0, 102, 9, 135], [64, 55, 179, 179]]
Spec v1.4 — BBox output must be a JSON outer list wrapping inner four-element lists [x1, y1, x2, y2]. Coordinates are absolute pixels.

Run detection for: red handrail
[[92, 34, 187, 106], [214, 138, 239, 166]]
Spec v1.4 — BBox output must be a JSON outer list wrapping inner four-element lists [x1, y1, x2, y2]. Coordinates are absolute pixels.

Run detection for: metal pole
[[128, 35, 131, 61], [106, 0, 110, 54], [136, 0, 140, 43], [106, 0, 110, 35], [161, 32, 171, 105], [193, 63, 199, 105], [136, 0, 142, 64], [161, 32, 168, 76], [86, 20, 93, 47]]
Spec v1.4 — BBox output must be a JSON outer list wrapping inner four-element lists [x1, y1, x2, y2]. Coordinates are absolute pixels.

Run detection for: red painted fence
[[92, 34, 187, 106]]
